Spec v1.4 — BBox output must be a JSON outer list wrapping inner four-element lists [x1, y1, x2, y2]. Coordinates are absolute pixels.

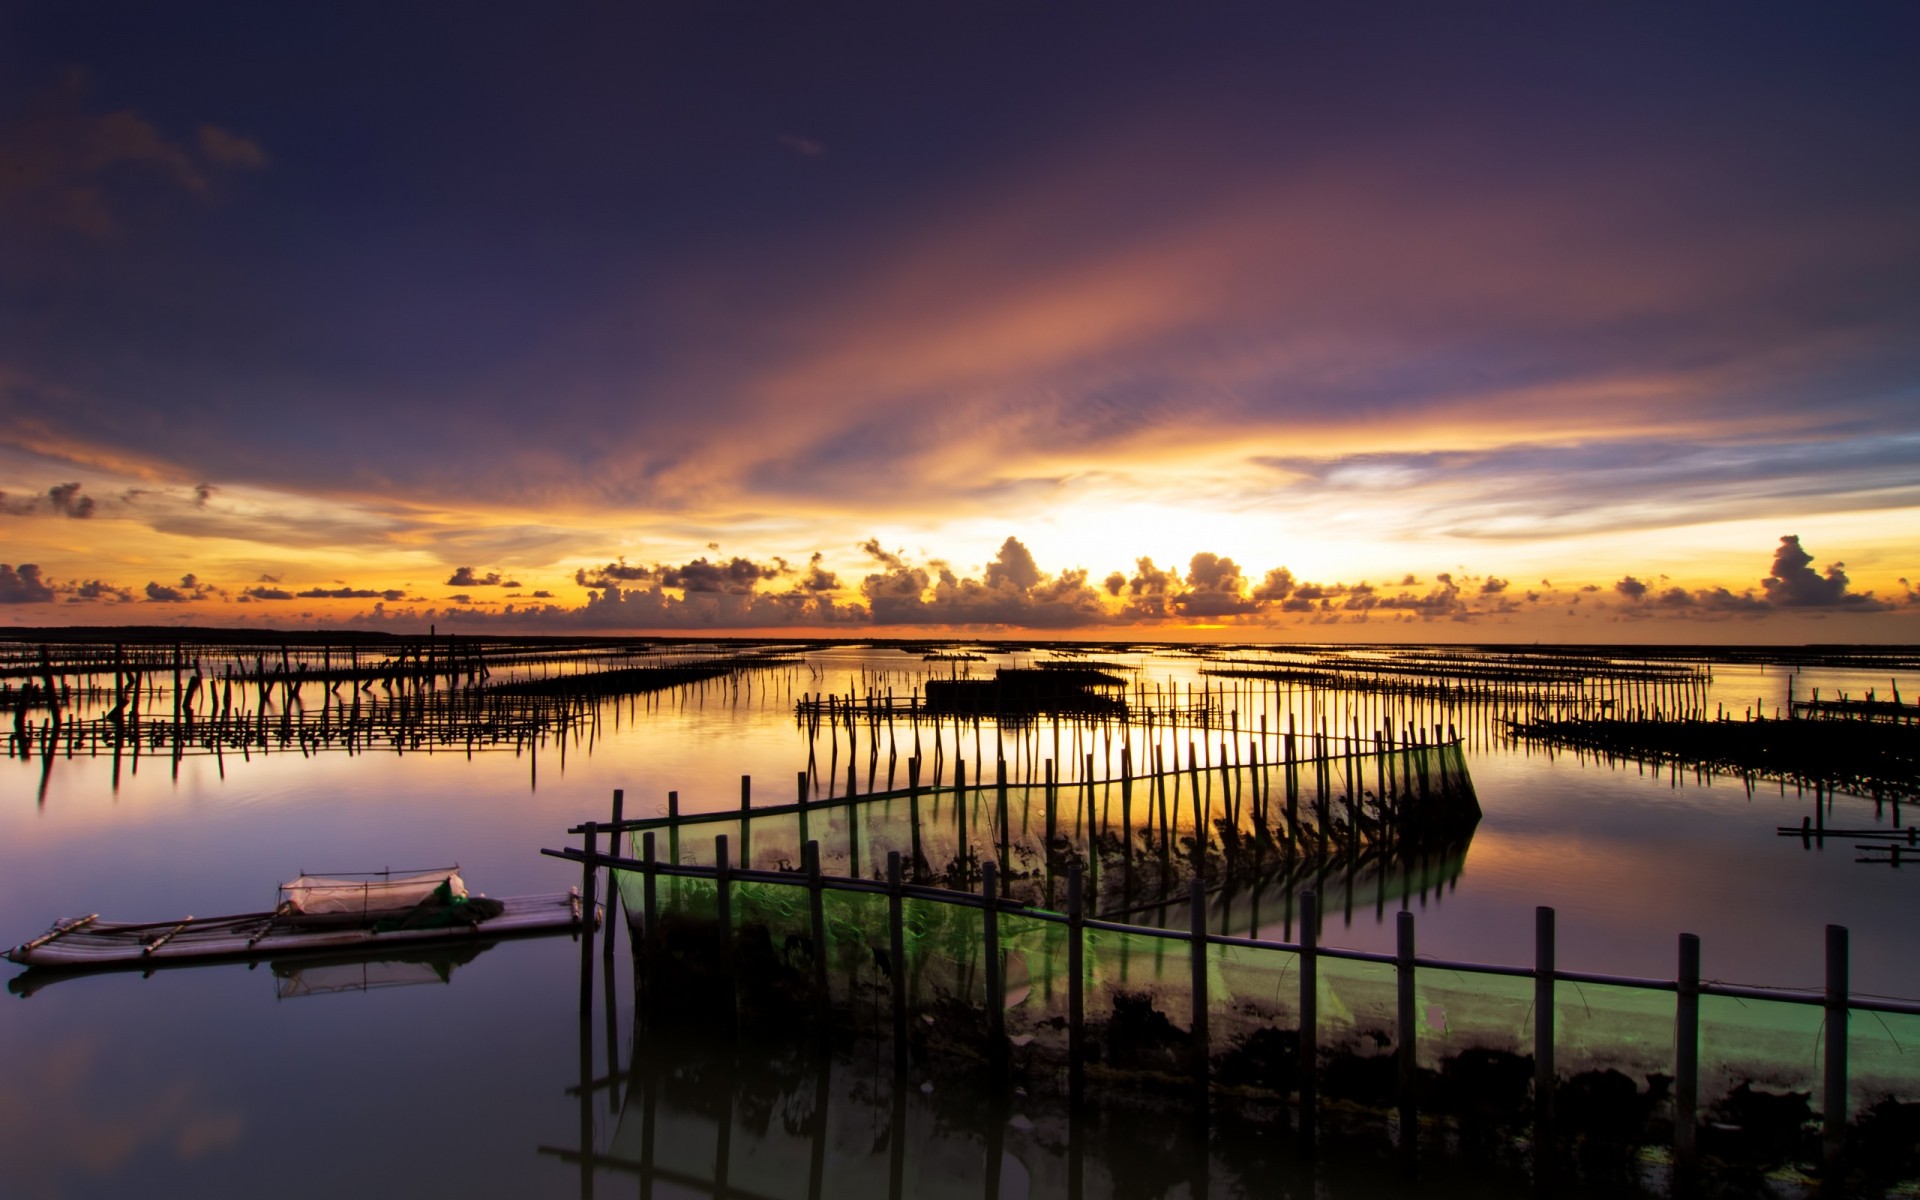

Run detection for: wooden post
[[1675, 933, 1700, 1174], [797, 770, 811, 845], [1535, 906, 1555, 1144], [603, 788, 624, 964], [578, 824, 598, 1015], [955, 760, 968, 878], [1045, 758, 1057, 852], [740, 775, 752, 872], [888, 851, 908, 1071], [641, 831, 658, 962], [715, 834, 735, 1024], [1190, 876, 1209, 1101], [996, 756, 1010, 877], [666, 789, 680, 891], [1299, 889, 1319, 1152], [983, 860, 1004, 1053], [1067, 862, 1085, 1105], [1397, 909, 1417, 1163], [908, 756, 924, 881], [1824, 924, 1849, 1180], [805, 840, 829, 1003]]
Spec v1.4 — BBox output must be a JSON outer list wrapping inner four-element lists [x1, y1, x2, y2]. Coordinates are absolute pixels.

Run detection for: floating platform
[[5, 890, 596, 973]]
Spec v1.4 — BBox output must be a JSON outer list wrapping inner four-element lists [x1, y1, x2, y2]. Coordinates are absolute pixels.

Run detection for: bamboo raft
[[6, 890, 596, 972]]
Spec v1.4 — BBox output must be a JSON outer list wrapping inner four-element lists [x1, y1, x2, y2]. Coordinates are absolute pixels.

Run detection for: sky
[[3, 4, 1919, 641]]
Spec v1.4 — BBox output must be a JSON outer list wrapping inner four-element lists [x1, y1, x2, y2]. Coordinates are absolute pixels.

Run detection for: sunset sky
[[3, 5, 1918, 640]]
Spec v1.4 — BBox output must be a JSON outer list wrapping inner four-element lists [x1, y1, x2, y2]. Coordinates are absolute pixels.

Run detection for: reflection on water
[[550, 1011, 1599, 1199], [5, 642, 1920, 1198], [6, 940, 497, 1000]]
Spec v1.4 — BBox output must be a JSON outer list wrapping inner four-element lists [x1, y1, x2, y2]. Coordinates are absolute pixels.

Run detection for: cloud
[[574, 558, 656, 589], [658, 556, 781, 594], [1, 482, 96, 518], [778, 134, 825, 158], [1761, 534, 1887, 609], [1178, 552, 1256, 618], [1615, 576, 1650, 600], [860, 539, 906, 570], [0, 563, 55, 603], [197, 124, 269, 169], [71, 578, 132, 602], [0, 70, 265, 236], [144, 573, 212, 603], [446, 566, 507, 587], [243, 586, 294, 600], [861, 535, 1106, 628], [983, 536, 1041, 591]]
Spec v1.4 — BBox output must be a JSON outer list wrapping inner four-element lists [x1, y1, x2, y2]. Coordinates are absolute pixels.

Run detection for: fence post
[[1675, 933, 1700, 1175], [1190, 876, 1210, 1104], [578, 823, 598, 1015], [1535, 906, 1556, 1149], [983, 860, 1004, 1055], [996, 757, 1010, 876], [602, 789, 624, 965], [1397, 909, 1418, 1163], [955, 760, 968, 879], [1299, 889, 1319, 1152], [908, 755, 925, 881], [888, 851, 907, 1071], [797, 771, 810, 845], [1824, 924, 1849, 1181], [806, 840, 828, 1003], [666, 790, 680, 906], [641, 830, 658, 958], [740, 775, 752, 871], [715, 834, 734, 1025], [1067, 862, 1085, 1106]]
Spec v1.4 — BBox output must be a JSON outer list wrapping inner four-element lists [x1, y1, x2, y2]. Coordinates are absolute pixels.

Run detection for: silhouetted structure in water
[[923, 667, 1128, 718]]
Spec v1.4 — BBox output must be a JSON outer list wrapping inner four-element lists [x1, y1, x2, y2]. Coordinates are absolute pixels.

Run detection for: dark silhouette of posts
[[805, 840, 828, 1003], [1190, 876, 1210, 1107], [578, 822, 598, 1015], [1676, 933, 1700, 1175], [603, 788, 623, 965], [1397, 908, 1418, 1164], [739, 775, 752, 872], [636, 830, 658, 1027], [887, 851, 907, 1070], [715, 834, 735, 1026], [1067, 862, 1085, 1105], [1825, 924, 1849, 1183], [1299, 889, 1319, 1152], [1536, 906, 1556, 1166], [983, 860, 1004, 1057]]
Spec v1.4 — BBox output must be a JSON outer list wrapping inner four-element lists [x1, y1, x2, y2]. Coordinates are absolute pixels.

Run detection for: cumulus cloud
[[0, 563, 55, 603], [71, 579, 132, 602], [862, 535, 1106, 628], [1761, 535, 1886, 609], [1, 482, 97, 518], [658, 556, 780, 594], [144, 573, 213, 603], [1178, 552, 1257, 618], [1610, 536, 1890, 618], [446, 566, 509, 587], [574, 558, 657, 589]]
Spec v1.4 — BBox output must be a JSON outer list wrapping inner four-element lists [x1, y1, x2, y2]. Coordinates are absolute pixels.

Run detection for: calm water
[[3, 644, 1915, 1198]]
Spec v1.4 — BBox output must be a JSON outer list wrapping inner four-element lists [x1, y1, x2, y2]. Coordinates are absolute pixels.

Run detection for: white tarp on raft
[[279, 869, 465, 918]]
